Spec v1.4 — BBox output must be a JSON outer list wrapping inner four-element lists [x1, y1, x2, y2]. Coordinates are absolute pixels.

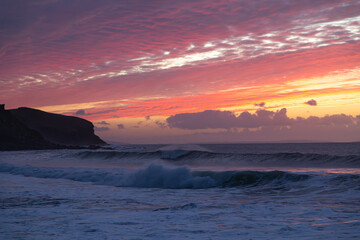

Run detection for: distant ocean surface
[[1, 142, 360, 239]]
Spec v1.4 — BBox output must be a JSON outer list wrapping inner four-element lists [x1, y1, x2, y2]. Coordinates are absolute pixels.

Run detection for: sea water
[[1, 143, 360, 239]]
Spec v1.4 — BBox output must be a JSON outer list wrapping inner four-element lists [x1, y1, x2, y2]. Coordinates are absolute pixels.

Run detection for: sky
[[1, 0, 360, 144]]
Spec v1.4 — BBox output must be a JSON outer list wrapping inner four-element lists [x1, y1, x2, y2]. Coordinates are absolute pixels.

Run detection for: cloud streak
[[1, 1, 360, 102]]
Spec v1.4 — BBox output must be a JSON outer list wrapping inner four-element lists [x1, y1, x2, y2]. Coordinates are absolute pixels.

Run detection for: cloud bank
[[167, 108, 360, 130], [167, 109, 293, 129], [152, 108, 360, 143]]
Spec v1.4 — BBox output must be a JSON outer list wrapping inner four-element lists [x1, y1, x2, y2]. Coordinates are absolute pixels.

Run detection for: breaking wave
[[0, 163, 313, 189], [75, 150, 360, 168]]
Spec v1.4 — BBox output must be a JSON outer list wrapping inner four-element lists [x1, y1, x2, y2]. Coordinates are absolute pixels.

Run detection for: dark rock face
[[0, 107, 106, 150], [0, 110, 59, 150]]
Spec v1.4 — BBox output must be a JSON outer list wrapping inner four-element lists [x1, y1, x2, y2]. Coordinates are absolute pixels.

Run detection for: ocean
[[1, 142, 360, 239]]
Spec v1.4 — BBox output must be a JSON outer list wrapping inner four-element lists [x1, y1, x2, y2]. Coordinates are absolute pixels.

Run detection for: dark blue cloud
[[94, 126, 109, 131], [75, 109, 86, 115], [254, 102, 265, 107], [96, 121, 110, 125], [304, 99, 317, 106]]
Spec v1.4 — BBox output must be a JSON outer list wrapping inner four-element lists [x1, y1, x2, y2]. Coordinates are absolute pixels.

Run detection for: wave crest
[[0, 163, 310, 189], [74, 150, 360, 167]]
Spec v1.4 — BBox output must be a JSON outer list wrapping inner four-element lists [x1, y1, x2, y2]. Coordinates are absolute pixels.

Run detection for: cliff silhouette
[[0, 106, 106, 150]]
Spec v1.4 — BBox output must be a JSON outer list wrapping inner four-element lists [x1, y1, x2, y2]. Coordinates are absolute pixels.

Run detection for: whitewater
[[1, 143, 360, 239]]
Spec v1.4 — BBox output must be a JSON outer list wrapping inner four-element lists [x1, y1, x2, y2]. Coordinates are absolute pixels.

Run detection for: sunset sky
[[1, 0, 360, 143]]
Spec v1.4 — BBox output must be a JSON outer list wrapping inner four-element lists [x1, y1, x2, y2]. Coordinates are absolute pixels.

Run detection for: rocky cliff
[[0, 107, 106, 150]]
